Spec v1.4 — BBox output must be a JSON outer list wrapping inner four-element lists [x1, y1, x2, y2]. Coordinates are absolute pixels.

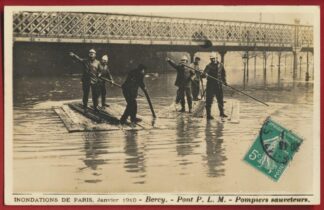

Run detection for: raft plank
[[68, 103, 102, 123], [54, 108, 84, 132]]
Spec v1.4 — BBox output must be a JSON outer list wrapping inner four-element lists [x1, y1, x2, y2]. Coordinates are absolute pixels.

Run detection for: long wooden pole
[[101, 77, 144, 97], [183, 64, 269, 107], [141, 88, 156, 118]]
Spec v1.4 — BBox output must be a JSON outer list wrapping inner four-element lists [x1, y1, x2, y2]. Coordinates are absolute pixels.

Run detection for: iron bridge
[[13, 11, 313, 51]]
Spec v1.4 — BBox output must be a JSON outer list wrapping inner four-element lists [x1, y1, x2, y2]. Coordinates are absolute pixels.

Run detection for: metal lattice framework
[[13, 11, 313, 48]]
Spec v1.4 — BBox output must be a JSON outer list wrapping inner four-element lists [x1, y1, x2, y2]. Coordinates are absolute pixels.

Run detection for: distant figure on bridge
[[167, 55, 195, 113], [98, 55, 114, 107], [69, 49, 100, 111], [120, 64, 147, 125], [203, 52, 227, 120], [190, 56, 202, 101]]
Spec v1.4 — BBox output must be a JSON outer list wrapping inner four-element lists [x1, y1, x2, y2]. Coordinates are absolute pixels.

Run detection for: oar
[[183, 64, 269, 107], [141, 88, 157, 118], [100, 77, 144, 97]]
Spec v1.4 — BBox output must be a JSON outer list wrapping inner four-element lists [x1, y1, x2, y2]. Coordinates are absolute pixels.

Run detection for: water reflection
[[124, 131, 146, 184], [176, 117, 194, 156], [203, 121, 226, 177], [79, 132, 109, 183], [176, 117, 195, 172]]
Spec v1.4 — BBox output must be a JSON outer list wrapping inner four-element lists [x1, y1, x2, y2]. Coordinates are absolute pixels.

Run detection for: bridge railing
[[13, 11, 313, 47]]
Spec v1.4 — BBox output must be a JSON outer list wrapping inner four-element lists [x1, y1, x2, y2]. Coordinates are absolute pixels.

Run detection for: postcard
[[4, 5, 320, 205]]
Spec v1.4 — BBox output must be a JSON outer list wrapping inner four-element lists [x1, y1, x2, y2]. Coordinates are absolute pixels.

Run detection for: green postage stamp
[[244, 117, 303, 181]]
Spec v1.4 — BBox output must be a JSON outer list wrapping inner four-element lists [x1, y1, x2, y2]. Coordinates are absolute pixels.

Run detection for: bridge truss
[[13, 11, 313, 50]]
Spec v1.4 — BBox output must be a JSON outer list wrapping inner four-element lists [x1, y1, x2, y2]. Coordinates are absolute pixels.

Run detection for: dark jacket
[[203, 62, 227, 85], [79, 59, 100, 84], [167, 60, 194, 88], [122, 68, 145, 98]]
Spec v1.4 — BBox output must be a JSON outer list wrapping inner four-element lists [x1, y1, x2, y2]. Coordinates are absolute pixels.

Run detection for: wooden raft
[[54, 102, 156, 132]]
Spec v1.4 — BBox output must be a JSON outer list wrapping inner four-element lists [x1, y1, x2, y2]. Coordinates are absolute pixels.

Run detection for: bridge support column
[[277, 52, 282, 86], [292, 51, 298, 80], [246, 51, 249, 82], [188, 51, 196, 63], [218, 50, 227, 64], [299, 54, 303, 79], [284, 54, 287, 75], [254, 53, 257, 80], [305, 51, 310, 81], [263, 51, 268, 86], [311, 52, 314, 80]]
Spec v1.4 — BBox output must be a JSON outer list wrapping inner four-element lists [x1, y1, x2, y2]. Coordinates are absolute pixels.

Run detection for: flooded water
[[12, 73, 315, 194]]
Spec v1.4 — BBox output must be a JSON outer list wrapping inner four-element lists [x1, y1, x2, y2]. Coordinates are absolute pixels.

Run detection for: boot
[[179, 99, 185, 112], [178, 107, 185, 112], [83, 104, 88, 113], [188, 104, 192, 113], [101, 97, 106, 107], [93, 105, 99, 112], [218, 103, 227, 118], [188, 98, 192, 113], [93, 100, 99, 111], [220, 113, 228, 118], [220, 109, 227, 118], [207, 115, 214, 120], [134, 117, 142, 123], [120, 115, 127, 124], [206, 107, 214, 120]]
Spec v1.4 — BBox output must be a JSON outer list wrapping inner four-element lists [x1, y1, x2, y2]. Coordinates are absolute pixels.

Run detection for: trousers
[[82, 78, 99, 109], [205, 82, 224, 116], [82, 79, 91, 107], [191, 80, 200, 100], [120, 88, 137, 123], [99, 83, 107, 106], [178, 86, 192, 110]]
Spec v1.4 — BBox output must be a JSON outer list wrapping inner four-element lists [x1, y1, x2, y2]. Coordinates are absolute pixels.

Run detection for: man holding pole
[[69, 49, 100, 111], [98, 55, 114, 107], [203, 52, 228, 120], [181, 55, 268, 118], [167, 55, 195, 113], [120, 64, 148, 125]]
